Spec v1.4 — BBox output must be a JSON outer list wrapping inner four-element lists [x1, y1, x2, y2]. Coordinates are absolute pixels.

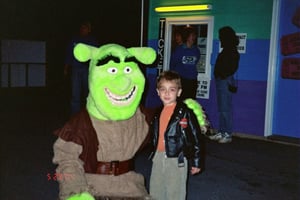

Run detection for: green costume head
[[74, 43, 156, 121]]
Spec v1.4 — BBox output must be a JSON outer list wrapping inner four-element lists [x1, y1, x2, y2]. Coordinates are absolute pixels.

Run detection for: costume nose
[[113, 76, 131, 92]]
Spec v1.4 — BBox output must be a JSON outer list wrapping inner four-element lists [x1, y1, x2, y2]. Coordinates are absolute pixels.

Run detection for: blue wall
[[201, 39, 269, 136], [272, 0, 300, 138]]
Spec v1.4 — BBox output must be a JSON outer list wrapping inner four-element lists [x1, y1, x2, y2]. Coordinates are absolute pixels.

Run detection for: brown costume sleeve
[[52, 109, 99, 199], [53, 109, 99, 172], [53, 138, 90, 199]]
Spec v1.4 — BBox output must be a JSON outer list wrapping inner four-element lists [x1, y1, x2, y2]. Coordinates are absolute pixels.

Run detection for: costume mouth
[[105, 86, 137, 105]]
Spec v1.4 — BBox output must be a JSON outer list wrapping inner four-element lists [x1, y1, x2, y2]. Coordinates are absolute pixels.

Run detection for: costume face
[[88, 57, 145, 120], [73, 43, 156, 120], [157, 79, 182, 106]]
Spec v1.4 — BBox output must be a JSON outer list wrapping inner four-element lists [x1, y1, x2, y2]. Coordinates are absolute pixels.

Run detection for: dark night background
[[0, 0, 149, 87]]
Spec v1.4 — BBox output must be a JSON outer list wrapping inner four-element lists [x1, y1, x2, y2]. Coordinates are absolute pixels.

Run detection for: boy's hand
[[190, 167, 201, 175]]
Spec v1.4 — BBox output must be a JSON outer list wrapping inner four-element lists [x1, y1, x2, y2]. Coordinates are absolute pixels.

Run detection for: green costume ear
[[127, 47, 157, 64], [73, 43, 98, 62]]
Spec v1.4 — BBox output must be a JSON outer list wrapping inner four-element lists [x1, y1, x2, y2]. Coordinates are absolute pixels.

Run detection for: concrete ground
[[0, 88, 299, 200]]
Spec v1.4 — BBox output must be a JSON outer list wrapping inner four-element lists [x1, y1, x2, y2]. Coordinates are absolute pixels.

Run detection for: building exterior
[[144, 0, 300, 139]]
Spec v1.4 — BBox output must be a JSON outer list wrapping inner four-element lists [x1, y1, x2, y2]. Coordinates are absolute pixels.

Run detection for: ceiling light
[[155, 4, 212, 12]]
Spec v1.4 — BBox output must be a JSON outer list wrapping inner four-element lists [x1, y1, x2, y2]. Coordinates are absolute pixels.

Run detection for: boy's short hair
[[156, 70, 182, 89]]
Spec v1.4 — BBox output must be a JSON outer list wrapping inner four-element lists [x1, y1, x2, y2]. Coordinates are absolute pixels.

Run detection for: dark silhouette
[[64, 21, 99, 115], [209, 26, 240, 143]]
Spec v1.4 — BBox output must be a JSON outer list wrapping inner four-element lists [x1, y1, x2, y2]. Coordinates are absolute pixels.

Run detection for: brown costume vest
[[53, 109, 99, 173]]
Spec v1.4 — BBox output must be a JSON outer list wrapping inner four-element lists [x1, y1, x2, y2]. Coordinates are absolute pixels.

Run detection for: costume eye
[[124, 66, 132, 74], [108, 67, 118, 74]]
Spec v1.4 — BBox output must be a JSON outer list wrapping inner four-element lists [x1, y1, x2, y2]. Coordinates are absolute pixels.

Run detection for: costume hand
[[184, 98, 208, 128], [190, 167, 201, 175], [66, 192, 95, 200]]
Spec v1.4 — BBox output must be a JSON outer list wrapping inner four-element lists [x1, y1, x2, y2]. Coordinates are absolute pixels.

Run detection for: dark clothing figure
[[64, 21, 98, 114], [210, 26, 240, 143], [214, 48, 239, 79]]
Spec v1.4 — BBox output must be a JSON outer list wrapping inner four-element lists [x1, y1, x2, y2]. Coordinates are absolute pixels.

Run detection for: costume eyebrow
[[96, 56, 120, 66], [125, 57, 144, 67], [124, 57, 139, 63]]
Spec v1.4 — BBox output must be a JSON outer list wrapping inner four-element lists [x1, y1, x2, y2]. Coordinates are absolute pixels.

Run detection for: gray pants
[[149, 152, 188, 200]]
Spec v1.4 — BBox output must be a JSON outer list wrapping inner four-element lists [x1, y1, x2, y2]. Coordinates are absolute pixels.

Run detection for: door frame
[[162, 16, 214, 79]]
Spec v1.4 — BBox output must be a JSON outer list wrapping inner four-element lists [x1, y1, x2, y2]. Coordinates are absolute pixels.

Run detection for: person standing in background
[[209, 26, 240, 143], [171, 27, 184, 53], [64, 21, 99, 115], [170, 26, 200, 100]]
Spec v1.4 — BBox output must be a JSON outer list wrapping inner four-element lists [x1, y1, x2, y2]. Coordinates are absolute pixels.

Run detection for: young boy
[[149, 71, 205, 200]]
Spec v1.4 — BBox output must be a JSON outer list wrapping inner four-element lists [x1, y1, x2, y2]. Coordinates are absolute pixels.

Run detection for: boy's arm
[[185, 104, 206, 170]]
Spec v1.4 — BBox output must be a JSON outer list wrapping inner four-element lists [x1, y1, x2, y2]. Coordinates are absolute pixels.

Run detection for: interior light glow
[[155, 4, 212, 12]]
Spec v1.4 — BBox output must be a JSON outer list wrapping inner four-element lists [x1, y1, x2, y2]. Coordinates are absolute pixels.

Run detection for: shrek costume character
[[53, 43, 156, 200]]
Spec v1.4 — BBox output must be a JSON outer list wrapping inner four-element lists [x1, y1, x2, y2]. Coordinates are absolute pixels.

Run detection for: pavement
[[0, 88, 299, 200]]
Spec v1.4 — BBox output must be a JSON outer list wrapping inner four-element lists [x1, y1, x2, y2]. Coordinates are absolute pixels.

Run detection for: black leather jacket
[[149, 101, 205, 168]]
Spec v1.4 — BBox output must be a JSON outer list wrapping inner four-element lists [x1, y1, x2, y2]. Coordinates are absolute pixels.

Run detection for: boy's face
[[157, 79, 182, 106]]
